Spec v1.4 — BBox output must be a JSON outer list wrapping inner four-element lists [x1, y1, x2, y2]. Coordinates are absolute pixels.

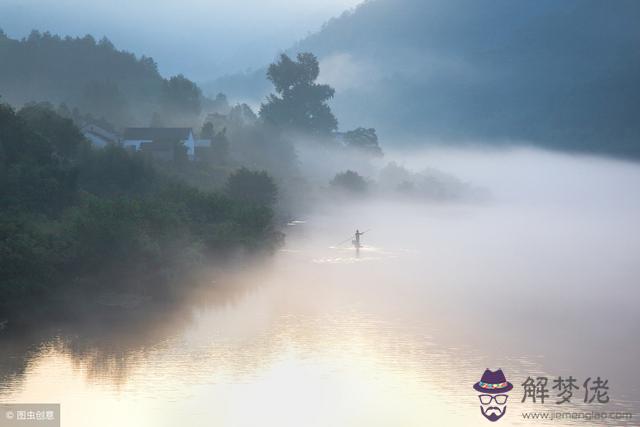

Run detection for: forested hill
[[0, 30, 203, 128], [208, 0, 640, 158]]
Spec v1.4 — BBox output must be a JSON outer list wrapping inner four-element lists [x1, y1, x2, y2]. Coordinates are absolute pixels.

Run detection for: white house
[[122, 127, 197, 159], [195, 139, 211, 148], [82, 124, 119, 147]]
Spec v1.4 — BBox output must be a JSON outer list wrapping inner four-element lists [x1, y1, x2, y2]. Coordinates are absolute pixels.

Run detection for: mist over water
[[1, 147, 639, 426]]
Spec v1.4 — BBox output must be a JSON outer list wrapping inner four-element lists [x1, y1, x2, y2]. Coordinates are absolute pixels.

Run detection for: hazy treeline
[[329, 162, 485, 202], [196, 52, 387, 209], [208, 0, 640, 159], [0, 30, 208, 128]]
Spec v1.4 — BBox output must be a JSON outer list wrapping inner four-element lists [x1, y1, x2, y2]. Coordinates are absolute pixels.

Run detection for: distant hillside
[[0, 30, 205, 128], [208, 0, 640, 158]]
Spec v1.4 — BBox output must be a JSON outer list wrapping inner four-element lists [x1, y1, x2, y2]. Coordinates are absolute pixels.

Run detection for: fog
[[0, 0, 363, 80], [2, 0, 638, 422], [287, 143, 640, 387], [2, 146, 639, 426], [209, 0, 640, 158]]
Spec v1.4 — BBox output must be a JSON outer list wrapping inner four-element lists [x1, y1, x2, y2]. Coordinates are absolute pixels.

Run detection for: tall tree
[[160, 74, 202, 121], [259, 53, 337, 136]]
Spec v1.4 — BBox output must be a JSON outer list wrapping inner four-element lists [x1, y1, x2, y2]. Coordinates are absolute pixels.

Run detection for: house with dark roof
[[122, 127, 197, 160]]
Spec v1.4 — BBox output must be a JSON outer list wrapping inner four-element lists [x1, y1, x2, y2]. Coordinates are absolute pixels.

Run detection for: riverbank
[[2, 185, 640, 426], [0, 103, 284, 324]]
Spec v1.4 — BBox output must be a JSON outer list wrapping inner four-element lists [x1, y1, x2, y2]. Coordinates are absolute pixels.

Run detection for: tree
[[1, 103, 88, 214], [225, 168, 277, 206], [260, 53, 337, 136], [229, 103, 258, 127], [80, 80, 129, 124], [210, 92, 230, 114], [343, 127, 383, 157], [200, 122, 229, 165], [0, 31, 166, 128], [330, 170, 368, 193], [161, 74, 202, 120], [17, 102, 88, 160], [200, 122, 215, 139]]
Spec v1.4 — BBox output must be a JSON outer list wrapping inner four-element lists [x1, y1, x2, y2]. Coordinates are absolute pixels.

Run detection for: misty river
[[1, 148, 639, 426]]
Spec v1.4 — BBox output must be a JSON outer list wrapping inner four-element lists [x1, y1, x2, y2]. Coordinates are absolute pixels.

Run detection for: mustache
[[483, 406, 504, 414]]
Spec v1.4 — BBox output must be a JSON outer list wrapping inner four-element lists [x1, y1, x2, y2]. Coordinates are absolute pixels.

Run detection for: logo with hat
[[473, 368, 513, 422]]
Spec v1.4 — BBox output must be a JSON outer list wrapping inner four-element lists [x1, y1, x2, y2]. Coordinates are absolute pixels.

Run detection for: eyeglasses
[[479, 394, 508, 405]]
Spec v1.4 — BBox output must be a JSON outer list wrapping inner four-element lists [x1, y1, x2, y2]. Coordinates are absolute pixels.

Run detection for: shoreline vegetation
[[0, 31, 386, 328], [0, 31, 481, 331], [0, 102, 283, 326]]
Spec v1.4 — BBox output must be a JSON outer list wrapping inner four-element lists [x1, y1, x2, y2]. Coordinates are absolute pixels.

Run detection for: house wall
[[184, 132, 196, 160], [122, 131, 196, 160], [84, 132, 109, 148], [122, 139, 150, 151]]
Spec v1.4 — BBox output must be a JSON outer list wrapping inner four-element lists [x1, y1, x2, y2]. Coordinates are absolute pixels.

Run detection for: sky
[[0, 0, 363, 82]]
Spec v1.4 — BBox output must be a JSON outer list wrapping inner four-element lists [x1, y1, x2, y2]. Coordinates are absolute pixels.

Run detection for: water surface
[[1, 148, 639, 426]]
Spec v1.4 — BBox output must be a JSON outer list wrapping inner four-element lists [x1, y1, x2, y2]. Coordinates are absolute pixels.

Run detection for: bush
[[330, 170, 368, 194], [225, 168, 277, 206], [0, 103, 282, 317]]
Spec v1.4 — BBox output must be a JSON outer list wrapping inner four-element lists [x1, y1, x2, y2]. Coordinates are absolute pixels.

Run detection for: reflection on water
[[315, 245, 398, 264], [1, 149, 640, 426]]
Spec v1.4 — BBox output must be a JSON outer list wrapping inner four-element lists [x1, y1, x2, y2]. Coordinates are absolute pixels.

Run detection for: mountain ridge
[[206, 0, 640, 158]]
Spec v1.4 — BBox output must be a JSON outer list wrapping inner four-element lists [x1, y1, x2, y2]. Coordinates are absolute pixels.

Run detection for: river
[[1, 148, 639, 426]]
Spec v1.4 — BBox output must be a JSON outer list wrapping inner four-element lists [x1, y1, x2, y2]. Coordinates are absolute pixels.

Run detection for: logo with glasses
[[473, 368, 513, 422]]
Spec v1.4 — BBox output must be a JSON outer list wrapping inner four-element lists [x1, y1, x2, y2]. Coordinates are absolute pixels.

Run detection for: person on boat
[[353, 229, 365, 248]]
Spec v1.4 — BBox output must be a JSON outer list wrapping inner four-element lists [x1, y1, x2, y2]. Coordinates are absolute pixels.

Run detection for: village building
[[122, 127, 198, 161], [81, 124, 119, 147]]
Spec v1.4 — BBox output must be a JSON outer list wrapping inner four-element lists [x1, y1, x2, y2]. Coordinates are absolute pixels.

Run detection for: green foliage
[[79, 80, 130, 125], [225, 168, 278, 206], [330, 170, 368, 193], [266, 52, 320, 94], [17, 102, 89, 160], [160, 74, 202, 124], [0, 213, 56, 302], [201, 122, 215, 139], [202, 102, 298, 179], [260, 53, 338, 135], [0, 103, 281, 316], [56, 102, 117, 134], [78, 143, 156, 196], [1, 102, 89, 214], [0, 31, 206, 128], [343, 127, 383, 157], [200, 123, 230, 166]]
